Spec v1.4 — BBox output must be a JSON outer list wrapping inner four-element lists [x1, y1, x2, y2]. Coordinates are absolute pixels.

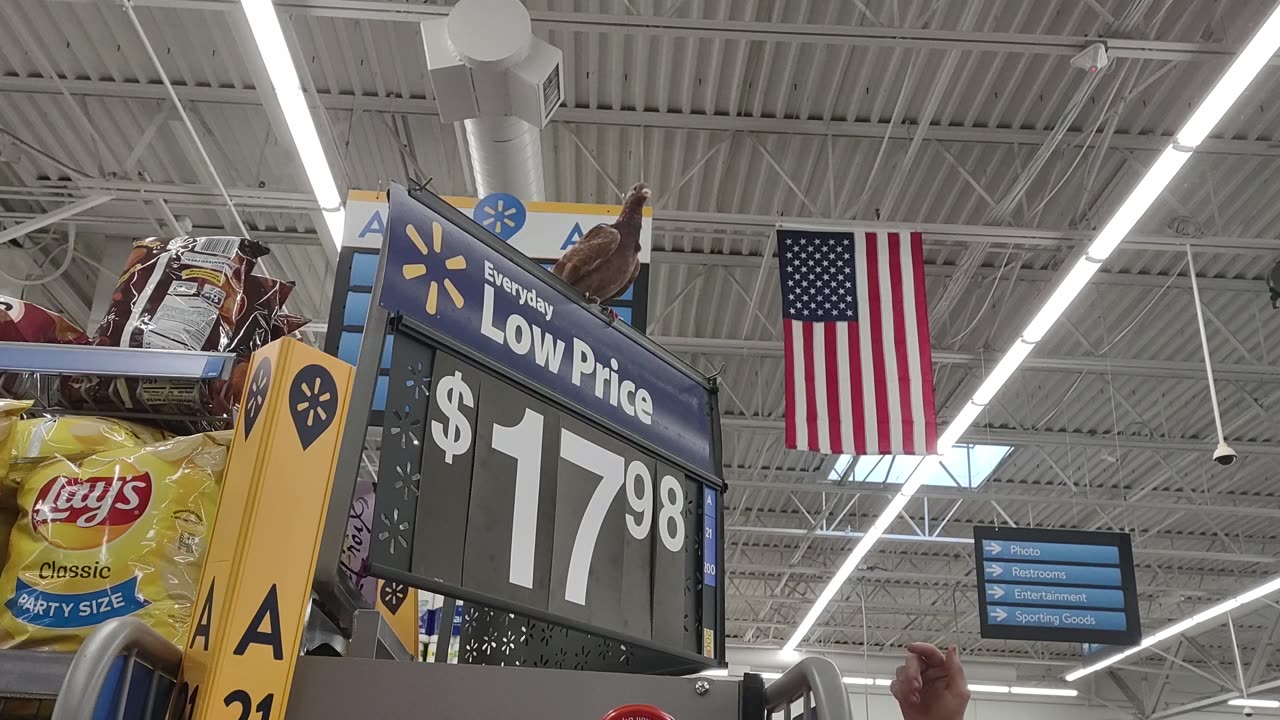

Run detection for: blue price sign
[[379, 184, 718, 478], [974, 527, 1141, 646]]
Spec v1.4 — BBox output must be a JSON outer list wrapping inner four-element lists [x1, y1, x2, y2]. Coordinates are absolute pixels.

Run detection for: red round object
[[601, 704, 675, 720]]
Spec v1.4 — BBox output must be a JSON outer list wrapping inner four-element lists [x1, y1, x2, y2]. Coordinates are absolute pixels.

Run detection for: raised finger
[[945, 645, 968, 683], [904, 652, 924, 687], [907, 642, 947, 667]]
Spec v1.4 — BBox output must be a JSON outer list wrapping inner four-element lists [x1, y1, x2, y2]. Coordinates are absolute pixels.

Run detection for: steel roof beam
[[4, 75, 1280, 157], [9, 178, 1280, 257], [726, 474, 1280, 518], [47, 0, 1274, 65], [728, 525, 1279, 565], [721, 416, 1280, 455], [656, 336, 1280, 382]]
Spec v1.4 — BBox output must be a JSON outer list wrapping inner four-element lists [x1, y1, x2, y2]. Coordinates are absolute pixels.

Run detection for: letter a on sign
[[234, 584, 284, 661], [189, 579, 215, 652]]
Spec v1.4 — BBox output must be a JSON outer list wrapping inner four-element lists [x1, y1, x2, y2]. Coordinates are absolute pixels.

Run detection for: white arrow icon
[[986, 564, 1003, 578], [991, 608, 1008, 622], [985, 542, 1002, 555], [987, 586, 1006, 600]]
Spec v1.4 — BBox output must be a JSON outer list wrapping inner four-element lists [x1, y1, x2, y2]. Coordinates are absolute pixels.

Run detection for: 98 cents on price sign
[[387, 349, 701, 643]]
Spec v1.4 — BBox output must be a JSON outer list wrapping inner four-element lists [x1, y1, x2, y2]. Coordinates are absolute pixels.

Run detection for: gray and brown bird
[[553, 182, 650, 312]]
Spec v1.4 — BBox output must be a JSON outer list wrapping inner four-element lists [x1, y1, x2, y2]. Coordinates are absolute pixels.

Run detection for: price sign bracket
[[357, 184, 726, 673]]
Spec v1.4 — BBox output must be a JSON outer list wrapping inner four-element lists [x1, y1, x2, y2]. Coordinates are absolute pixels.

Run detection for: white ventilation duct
[[422, 0, 563, 201]]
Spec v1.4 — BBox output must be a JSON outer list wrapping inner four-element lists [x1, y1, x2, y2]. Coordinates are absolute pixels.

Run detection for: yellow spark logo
[[402, 221, 467, 315], [480, 198, 519, 237], [294, 377, 332, 427]]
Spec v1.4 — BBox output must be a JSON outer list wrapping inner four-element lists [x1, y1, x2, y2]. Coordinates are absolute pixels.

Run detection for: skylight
[[826, 444, 1013, 490]]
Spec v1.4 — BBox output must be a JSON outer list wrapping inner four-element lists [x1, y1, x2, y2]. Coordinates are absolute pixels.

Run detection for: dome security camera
[[1243, 706, 1255, 718], [1214, 441, 1238, 467]]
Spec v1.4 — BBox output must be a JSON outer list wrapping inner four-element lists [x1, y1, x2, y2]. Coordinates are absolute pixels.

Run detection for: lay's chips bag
[[0, 431, 229, 650], [2, 416, 170, 507]]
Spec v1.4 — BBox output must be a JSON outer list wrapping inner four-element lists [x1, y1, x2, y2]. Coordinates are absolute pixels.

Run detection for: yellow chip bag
[[0, 431, 229, 650], [0, 399, 34, 486], [2, 416, 170, 506], [0, 504, 16, 570]]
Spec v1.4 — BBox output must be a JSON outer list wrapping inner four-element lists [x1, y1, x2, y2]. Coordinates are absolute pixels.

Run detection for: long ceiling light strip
[[1064, 575, 1280, 681], [240, 0, 345, 250], [782, 2, 1280, 655]]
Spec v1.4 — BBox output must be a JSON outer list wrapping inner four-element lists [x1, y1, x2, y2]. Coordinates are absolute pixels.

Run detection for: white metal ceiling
[[3, 0, 1280, 714]]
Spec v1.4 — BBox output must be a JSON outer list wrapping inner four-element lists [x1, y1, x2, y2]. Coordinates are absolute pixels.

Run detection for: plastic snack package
[[2, 416, 170, 506], [0, 295, 90, 345], [93, 236, 267, 353], [0, 431, 230, 650], [0, 399, 34, 489], [227, 274, 296, 355]]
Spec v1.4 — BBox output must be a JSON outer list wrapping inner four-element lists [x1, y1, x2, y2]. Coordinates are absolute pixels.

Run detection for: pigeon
[[553, 182, 650, 313]]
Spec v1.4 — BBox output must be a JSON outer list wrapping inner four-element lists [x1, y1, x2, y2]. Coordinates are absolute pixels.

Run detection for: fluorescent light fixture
[[1066, 573, 1280, 682], [843, 676, 875, 686], [240, 0, 346, 251], [1010, 687, 1079, 698], [1230, 699, 1280, 709], [968, 684, 1011, 694], [1019, 256, 1101, 343], [759, 672, 783, 680], [874, 678, 892, 687], [971, 340, 1036, 404], [1084, 146, 1191, 261], [1178, 4, 1280, 146], [782, 1, 1280, 655]]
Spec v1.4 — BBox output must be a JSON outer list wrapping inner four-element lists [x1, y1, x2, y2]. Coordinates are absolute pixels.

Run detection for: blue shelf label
[[987, 606, 1127, 632], [981, 540, 1119, 566], [985, 583, 1126, 609], [983, 562, 1122, 587]]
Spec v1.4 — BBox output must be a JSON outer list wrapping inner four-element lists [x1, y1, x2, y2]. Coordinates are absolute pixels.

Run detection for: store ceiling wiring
[[0, 224, 77, 286]]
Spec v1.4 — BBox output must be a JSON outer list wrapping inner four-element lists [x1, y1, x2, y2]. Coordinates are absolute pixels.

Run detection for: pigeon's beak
[[641, 188, 652, 200]]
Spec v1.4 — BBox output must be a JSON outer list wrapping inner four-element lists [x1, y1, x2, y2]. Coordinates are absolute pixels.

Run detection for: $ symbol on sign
[[431, 371, 474, 463]]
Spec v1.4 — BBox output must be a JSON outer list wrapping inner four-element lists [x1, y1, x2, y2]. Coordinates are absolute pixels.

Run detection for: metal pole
[[121, 0, 251, 238], [1228, 611, 1249, 697], [1186, 245, 1226, 444]]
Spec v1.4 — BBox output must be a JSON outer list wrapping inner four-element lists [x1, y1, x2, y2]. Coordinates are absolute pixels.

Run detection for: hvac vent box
[[421, 10, 563, 129]]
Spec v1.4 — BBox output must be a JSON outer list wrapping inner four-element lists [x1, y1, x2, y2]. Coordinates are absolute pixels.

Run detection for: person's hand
[[890, 643, 970, 720]]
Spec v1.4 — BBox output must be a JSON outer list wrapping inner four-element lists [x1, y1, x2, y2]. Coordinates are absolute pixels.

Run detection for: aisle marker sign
[[973, 527, 1141, 646], [169, 339, 353, 720]]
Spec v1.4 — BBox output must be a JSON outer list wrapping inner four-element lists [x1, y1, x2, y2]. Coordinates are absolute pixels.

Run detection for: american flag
[[777, 229, 937, 456]]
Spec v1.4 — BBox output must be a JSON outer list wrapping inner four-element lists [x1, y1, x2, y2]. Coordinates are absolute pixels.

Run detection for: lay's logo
[[31, 473, 153, 550]]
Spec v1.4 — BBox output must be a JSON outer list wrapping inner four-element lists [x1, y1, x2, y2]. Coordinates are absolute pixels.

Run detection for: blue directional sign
[[985, 584, 1126, 610], [987, 606, 1128, 632], [983, 562, 1123, 587], [974, 527, 1141, 646], [981, 539, 1120, 566]]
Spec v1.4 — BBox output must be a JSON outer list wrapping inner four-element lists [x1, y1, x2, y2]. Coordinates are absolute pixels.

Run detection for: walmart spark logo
[[473, 192, 526, 240], [402, 221, 467, 315]]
